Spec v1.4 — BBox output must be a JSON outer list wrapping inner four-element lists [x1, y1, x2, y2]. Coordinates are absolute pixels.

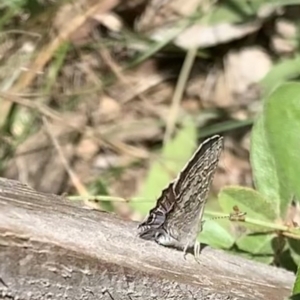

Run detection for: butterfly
[[138, 135, 224, 261]]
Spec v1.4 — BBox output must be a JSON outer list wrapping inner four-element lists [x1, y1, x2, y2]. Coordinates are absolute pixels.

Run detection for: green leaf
[[236, 233, 275, 256], [292, 264, 300, 295], [250, 115, 280, 217], [200, 118, 254, 138], [287, 238, 300, 273], [131, 117, 197, 215], [264, 82, 300, 217], [207, 1, 255, 25], [207, 0, 297, 26], [45, 42, 70, 94], [261, 55, 300, 96], [199, 218, 235, 249], [230, 248, 274, 265], [289, 238, 300, 257], [218, 186, 277, 221]]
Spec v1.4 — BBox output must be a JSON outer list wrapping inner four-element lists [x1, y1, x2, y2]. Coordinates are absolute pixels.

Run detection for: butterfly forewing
[[165, 135, 223, 237], [138, 135, 224, 254], [173, 135, 223, 197]]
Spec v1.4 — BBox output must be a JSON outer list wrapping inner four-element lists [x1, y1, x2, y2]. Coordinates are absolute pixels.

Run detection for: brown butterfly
[[138, 135, 224, 261]]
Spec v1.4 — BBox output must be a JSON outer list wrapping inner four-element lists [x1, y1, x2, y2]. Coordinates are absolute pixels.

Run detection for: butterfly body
[[138, 135, 224, 260]]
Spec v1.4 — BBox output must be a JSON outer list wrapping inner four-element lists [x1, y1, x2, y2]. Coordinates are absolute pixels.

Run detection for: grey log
[[0, 177, 295, 300]]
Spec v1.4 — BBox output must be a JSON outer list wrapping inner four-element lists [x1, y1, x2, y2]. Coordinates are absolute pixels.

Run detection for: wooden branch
[[0, 177, 295, 300]]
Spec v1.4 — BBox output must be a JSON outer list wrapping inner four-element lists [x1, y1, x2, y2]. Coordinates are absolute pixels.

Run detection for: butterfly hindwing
[[138, 182, 176, 240]]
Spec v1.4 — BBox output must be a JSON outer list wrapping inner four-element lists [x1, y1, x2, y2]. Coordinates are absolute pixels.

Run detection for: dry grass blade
[[99, 46, 165, 120], [163, 47, 198, 144], [0, 92, 149, 159], [10, 0, 119, 93], [42, 116, 101, 209], [1, 0, 120, 129]]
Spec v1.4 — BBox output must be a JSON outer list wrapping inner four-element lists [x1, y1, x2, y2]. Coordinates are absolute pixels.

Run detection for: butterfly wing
[[138, 135, 223, 247], [165, 135, 224, 240], [138, 182, 176, 240]]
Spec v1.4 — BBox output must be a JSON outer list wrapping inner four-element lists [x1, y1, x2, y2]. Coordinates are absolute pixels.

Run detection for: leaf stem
[[205, 210, 300, 238]]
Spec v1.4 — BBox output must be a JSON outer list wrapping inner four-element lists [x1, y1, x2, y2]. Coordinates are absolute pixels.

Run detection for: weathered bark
[[0, 177, 295, 300]]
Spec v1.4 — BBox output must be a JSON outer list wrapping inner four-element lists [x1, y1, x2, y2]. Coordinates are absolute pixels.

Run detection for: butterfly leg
[[194, 241, 201, 263], [183, 241, 201, 262], [183, 242, 199, 260], [183, 243, 189, 260]]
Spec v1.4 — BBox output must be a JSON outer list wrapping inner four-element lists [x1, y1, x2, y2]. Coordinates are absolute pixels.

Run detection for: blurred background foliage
[[1, 0, 300, 287]]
